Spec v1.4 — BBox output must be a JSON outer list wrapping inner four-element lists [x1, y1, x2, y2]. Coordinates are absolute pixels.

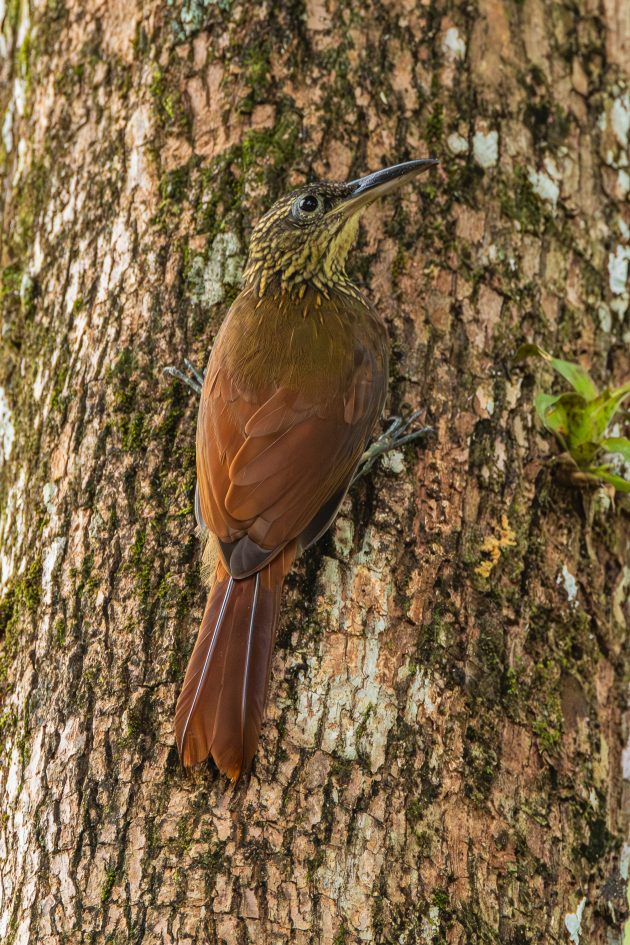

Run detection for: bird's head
[[243, 159, 438, 297]]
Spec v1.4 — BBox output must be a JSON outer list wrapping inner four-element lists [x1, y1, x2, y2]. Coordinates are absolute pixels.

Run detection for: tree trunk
[[1, 0, 628, 942]]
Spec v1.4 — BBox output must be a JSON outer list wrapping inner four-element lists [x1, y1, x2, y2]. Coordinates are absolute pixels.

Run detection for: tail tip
[[175, 734, 243, 784], [226, 763, 242, 784]]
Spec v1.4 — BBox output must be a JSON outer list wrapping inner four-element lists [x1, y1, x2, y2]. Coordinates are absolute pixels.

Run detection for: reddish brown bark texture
[[0, 0, 629, 943]]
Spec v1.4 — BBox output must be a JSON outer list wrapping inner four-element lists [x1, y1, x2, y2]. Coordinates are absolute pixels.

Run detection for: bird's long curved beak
[[333, 159, 438, 218]]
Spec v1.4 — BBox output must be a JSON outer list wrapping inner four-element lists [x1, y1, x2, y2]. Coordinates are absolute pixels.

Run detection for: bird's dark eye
[[291, 193, 322, 220], [290, 192, 324, 222], [299, 194, 319, 212]]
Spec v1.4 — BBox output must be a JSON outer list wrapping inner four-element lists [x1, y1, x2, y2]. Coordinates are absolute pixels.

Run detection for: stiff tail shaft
[[175, 554, 289, 780]]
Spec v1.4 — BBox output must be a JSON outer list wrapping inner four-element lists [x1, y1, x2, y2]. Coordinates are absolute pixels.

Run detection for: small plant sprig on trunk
[[515, 344, 630, 493]]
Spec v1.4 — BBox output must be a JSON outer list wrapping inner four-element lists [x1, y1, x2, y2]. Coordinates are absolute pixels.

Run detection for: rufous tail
[[175, 552, 291, 780]]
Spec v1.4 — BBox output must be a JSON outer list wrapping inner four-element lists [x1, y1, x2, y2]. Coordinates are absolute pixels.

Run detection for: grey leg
[[352, 410, 433, 484], [163, 358, 205, 396]]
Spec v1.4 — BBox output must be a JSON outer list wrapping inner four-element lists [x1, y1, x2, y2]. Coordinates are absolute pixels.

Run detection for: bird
[[169, 158, 438, 781]]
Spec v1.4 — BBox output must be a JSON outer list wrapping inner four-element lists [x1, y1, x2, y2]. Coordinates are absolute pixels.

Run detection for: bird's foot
[[352, 410, 434, 484], [163, 359, 205, 397]]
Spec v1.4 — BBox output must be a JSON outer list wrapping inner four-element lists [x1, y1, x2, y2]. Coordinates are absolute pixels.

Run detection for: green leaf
[[514, 344, 598, 400], [570, 386, 630, 448], [514, 343, 551, 364], [605, 381, 630, 422], [550, 358, 598, 401], [570, 441, 600, 465], [533, 392, 562, 426], [541, 392, 585, 440], [588, 467, 630, 493], [600, 436, 630, 462]]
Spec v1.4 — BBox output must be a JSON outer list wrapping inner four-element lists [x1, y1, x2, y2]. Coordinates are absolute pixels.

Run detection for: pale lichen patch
[[608, 243, 629, 320], [447, 132, 468, 155], [188, 232, 243, 306], [597, 303, 612, 333], [610, 93, 629, 149], [41, 537, 66, 603], [474, 384, 495, 417], [421, 905, 441, 941], [2, 103, 13, 154], [604, 424, 630, 480], [43, 482, 57, 514], [56, 716, 87, 763], [318, 555, 342, 628], [31, 354, 49, 401], [13, 77, 26, 118], [404, 670, 436, 723], [332, 515, 354, 559], [125, 105, 153, 195], [441, 27, 466, 61], [171, 0, 222, 40], [564, 897, 586, 944], [108, 214, 134, 289], [612, 566, 630, 627], [0, 387, 15, 463], [557, 565, 578, 605], [380, 449, 404, 474], [472, 129, 499, 168], [608, 244, 629, 295], [617, 168, 629, 199], [528, 167, 560, 206], [0, 470, 26, 592]]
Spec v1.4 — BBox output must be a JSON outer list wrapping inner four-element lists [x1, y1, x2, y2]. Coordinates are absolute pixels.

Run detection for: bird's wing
[[196, 342, 386, 578]]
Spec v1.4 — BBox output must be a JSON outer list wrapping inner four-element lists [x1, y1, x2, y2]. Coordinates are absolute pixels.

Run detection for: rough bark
[[1, 0, 629, 943]]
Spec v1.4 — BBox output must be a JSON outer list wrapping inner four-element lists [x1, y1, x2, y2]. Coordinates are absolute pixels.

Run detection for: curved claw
[[352, 414, 434, 484], [396, 408, 423, 435], [163, 361, 205, 396], [393, 425, 434, 448], [183, 359, 204, 387]]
